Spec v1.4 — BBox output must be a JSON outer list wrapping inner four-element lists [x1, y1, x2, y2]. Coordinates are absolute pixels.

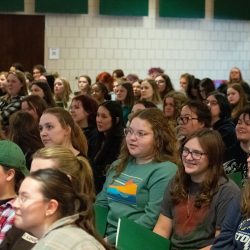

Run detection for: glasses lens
[[178, 117, 188, 125], [182, 148, 189, 157], [124, 128, 128, 136]]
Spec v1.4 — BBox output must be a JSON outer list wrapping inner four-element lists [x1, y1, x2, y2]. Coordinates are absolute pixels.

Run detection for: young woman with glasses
[[154, 128, 240, 250], [177, 100, 211, 142], [96, 108, 178, 245]]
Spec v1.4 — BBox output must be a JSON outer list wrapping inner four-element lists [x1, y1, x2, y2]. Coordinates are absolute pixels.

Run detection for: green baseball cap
[[0, 140, 29, 176]]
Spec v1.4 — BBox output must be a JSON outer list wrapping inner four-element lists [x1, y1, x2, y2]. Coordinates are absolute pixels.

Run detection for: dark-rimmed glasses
[[177, 116, 198, 125], [182, 146, 207, 160]]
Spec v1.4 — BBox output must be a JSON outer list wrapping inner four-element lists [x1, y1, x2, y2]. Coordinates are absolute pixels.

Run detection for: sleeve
[[134, 164, 176, 228], [212, 197, 241, 250], [215, 182, 241, 228], [1, 99, 21, 126], [160, 181, 174, 219]]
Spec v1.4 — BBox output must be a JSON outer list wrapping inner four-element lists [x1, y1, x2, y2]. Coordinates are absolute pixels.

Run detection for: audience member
[[93, 101, 124, 193], [177, 100, 211, 141], [0, 71, 28, 135], [227, 83, 248, 124], [91, 82, 110, 105], [13, 169, 108, 250], [96, 108, 178, 244], [76, 75, 91, 96], [154, 129, 240, 249], [30, 80, 56, 107], [223, 106, 250, 180], [8, 111, 43, 169], [0, 72, 7, 96], [21, 95, 48, 122], [39, 107, 88, 157], [206, 91, 237, 151], [54, 77, 73, 109], [140, 79, 162, 109], [70, 95, 99, 159], [132, 79, 142, 101], [179, 73, 194, 94], [0, 146, 95, 250], [212, 154, 250, 250], [116, 82, 134, 124], [155, 74, 175, 100], [0, 140, 29, 244], [112, 69, 124, 80], [32, 65, 46, 80], [163, 91, 188, 131], [147, 67, 164, 79], [199, 78, 215, 102]]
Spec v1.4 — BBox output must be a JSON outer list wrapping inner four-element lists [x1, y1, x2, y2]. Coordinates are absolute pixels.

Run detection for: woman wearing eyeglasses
[[153, 129, 240, 250], [177, 100, 211, 142], [96, 108, 178, 245]]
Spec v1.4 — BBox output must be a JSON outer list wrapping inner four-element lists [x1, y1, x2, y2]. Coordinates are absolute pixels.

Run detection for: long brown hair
[[114, 108, 179, 177], [28, 169, 111, 249], [171, 128, 227, 207], [42, 107, 88, 156], [228, 83, 248, 120]]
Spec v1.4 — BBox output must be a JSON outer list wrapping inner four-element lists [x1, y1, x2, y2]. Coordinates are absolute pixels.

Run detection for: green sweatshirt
[[95, 158, 177, 244]]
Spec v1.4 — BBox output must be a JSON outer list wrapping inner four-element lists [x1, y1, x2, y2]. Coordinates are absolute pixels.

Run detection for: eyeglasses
[[182, 146, 207, 160], [15, 195, 48, 205], [124, 127, 151, 138], [177, 116, 198, 125], [205, 100, 218, 106], [155, 80, 165, 84]]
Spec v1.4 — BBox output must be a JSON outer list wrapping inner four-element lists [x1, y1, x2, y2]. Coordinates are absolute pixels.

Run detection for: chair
[[116, 217, 171, 250], [94, 205, 109, 237], [227, 172, 242, 188]]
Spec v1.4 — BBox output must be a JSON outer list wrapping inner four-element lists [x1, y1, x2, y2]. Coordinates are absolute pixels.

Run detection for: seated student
[[176, 100, 211, 142], [223, 106, 250, 180], [0, 146, 95, 250], [0, 71, 28, 135], [212, 155, 250, 250], [92, 101, 125, 193], [13, 169, 109, 250], [8, 111, 44, 169], [70, 95, 99, 160], [39, 107, 88, 157], [96, 108, 178, 244], [0, 140, 29, 244], [163, 91, 188, 131], [206, 91, 237, 151], [116, 82, 135, 125], [126, 100, 157, 126], [153, 129, 240, 250]]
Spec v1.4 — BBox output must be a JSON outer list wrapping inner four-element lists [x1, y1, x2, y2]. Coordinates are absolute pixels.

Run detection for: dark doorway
[[0, 14, 45, 73]]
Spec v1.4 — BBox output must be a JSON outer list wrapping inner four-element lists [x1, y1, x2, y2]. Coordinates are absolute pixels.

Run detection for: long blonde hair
[[33, 146, 95, 202]]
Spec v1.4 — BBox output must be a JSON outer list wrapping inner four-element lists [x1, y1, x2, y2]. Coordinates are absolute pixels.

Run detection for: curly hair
[[114, 108, 179, 177]]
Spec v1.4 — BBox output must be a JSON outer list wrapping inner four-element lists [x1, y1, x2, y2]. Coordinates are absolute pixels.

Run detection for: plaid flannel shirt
[[0, 199, 15, 244]]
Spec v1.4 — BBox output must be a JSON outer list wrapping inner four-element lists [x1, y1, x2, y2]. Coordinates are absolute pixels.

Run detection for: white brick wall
[[22, 0, 250, 91]]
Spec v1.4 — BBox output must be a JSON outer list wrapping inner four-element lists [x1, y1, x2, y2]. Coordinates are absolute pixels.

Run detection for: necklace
[[186, 192, 190, 218]]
